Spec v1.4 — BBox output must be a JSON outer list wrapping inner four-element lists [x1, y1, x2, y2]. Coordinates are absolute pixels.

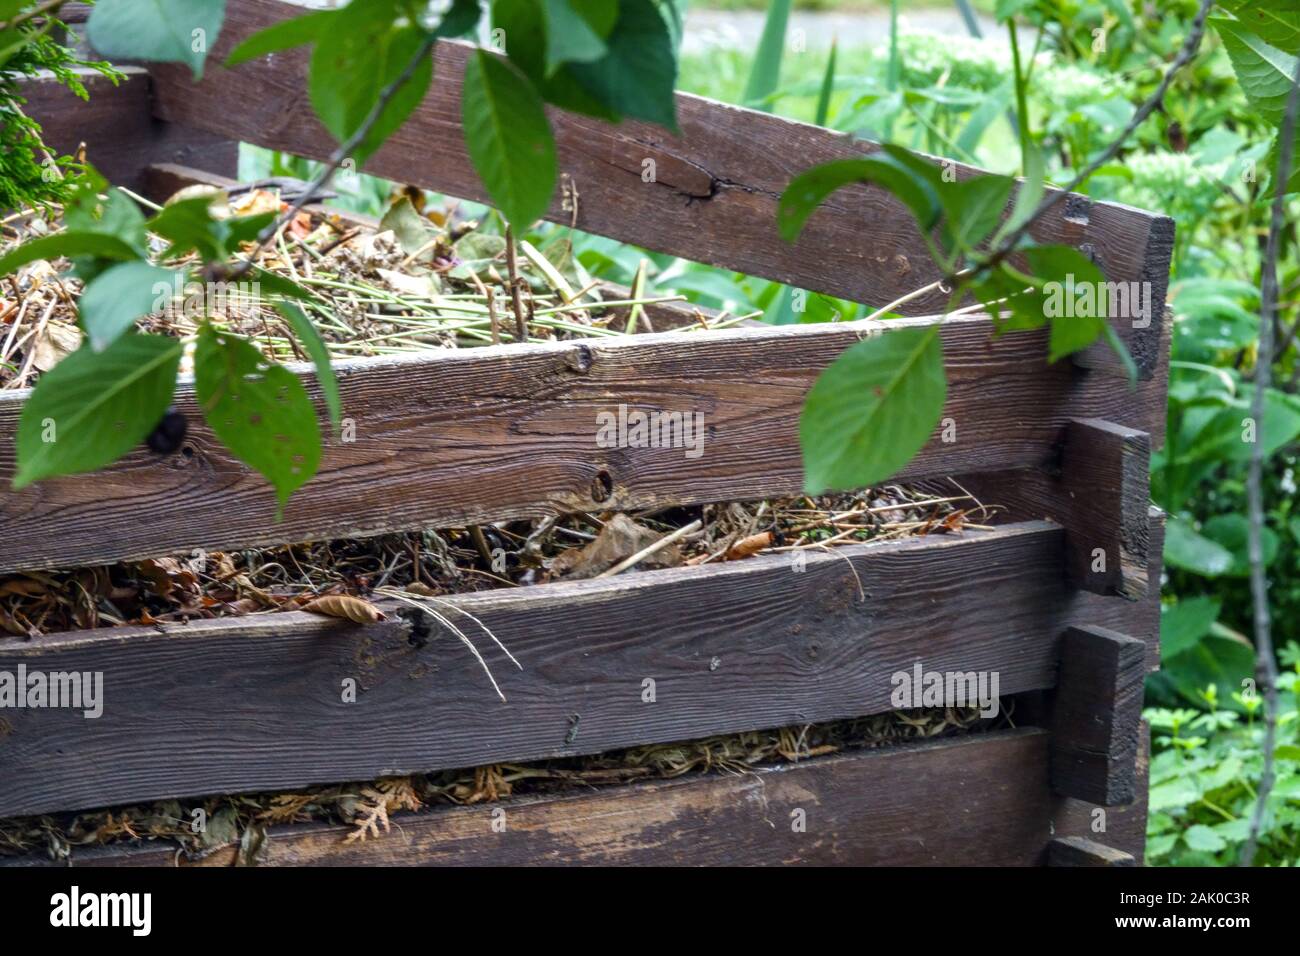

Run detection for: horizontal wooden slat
[[0, 315, 1169, 574], [0, 521, 1093, 818], [146, 0, 1173, 377], [2, 728, 1057, 866], [19, 68, 236, 195]]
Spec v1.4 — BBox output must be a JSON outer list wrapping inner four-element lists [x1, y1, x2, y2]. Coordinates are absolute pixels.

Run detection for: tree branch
[[1240, 47, 1300, 870]]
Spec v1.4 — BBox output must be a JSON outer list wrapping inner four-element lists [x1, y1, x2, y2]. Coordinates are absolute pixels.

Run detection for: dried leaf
[[302, 594, 386, 624], [31, 321, 82, 372], [725, 531, 773, 561], [548, 514, 681, 580]]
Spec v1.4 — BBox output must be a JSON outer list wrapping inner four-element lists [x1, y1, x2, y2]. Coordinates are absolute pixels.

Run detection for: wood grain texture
[[18, 68, 237, 195], [0, 314, 1162, 574], [0, 522, 1088, 818], [1053, 719, 1150, 863], [147, 0, 1173, 376], [2, 728, 1057, 867], [1050, 625, 1147, 806], [1062, 419, 1151, 599], [1047, 836, 1136, 867]]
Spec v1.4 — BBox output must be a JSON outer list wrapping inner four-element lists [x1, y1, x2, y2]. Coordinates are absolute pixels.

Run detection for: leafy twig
[[952, 0, 1216, 285], [0, 0, 68, 32], [231, 29, 441, 279], [1240, 50, 1300, 869]]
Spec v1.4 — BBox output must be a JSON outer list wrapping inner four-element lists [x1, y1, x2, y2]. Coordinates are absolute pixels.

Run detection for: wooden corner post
[[1050, 624, 1146, 805]]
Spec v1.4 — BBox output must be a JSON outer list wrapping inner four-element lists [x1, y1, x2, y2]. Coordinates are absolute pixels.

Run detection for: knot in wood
[[566, 344, 594, 374]]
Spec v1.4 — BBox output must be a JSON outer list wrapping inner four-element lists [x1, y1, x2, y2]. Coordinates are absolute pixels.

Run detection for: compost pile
[[0, 702, 1015, 863], [0, 480, 996, 638], [0, 184, 749, 391]]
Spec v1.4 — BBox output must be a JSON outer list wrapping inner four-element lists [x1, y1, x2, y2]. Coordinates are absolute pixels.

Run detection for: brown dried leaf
[[549, 514, 681, 579], [302, 594, 386, 624], [31, 321, 82, 372], [725, 531, 773, 561]]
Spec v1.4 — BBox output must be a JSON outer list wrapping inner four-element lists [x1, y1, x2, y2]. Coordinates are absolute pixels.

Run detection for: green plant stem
[[1008, 22, 1031, 177], [952, 0, 1216, 287], [886, 0, 900, 92], [1240, 49, 1300, 870], [0, 0, 68, 32]]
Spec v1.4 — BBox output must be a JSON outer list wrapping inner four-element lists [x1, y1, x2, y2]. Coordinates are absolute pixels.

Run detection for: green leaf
[[939, 173, 1014, 257], [194, 327, 322, 513], [0, 232, 142, 277], [309, 8, 434, 165], [245, 265, 316, 303], [567, 0, 679, 129], [87, 0, 226, 80], [1022, 245, 1109, 362], [432, 0, 484, 39], [225, 9, 334, 67], [1211, 17, 1299, 125], [542, 0, 607, 71], [742, 0, 791, 111], [1183, 824, 1227, 854], [13, 334, 182, 489], [801, 325, 946, 494], [461, 49, 557, 227], [814, 40, 837, 127], [149, 197, 274, 261], [1219, 1, 1300, 55], [62, 180, 149, 254], [778, 156, 940, 243], [1276, 744, 1300, 762], [79, 262, 176, 352], [994, 0, 1035, 21], [1201, 513, 1280, 577], [1164, 515, 1235, 577], [274, 301, 341, 432], [1160, 596, 1221, 659]]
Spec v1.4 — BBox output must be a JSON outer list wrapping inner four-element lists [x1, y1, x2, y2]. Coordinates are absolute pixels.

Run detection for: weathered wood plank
[[1053, 719, 1150, 863], [1050, 625, 1147, 805], [1061, 419, 1151, 600], [18, 68, 237, 195], [0, 315, 1161, 574], [2, 728, 1057, 867], [147, 0, 1173, 376], [0, 522, 1082, 818], [1047, 836, 1137, 867]]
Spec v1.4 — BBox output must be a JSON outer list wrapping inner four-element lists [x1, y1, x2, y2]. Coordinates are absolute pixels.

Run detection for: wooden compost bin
[[0, 0, 1173, 866]]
